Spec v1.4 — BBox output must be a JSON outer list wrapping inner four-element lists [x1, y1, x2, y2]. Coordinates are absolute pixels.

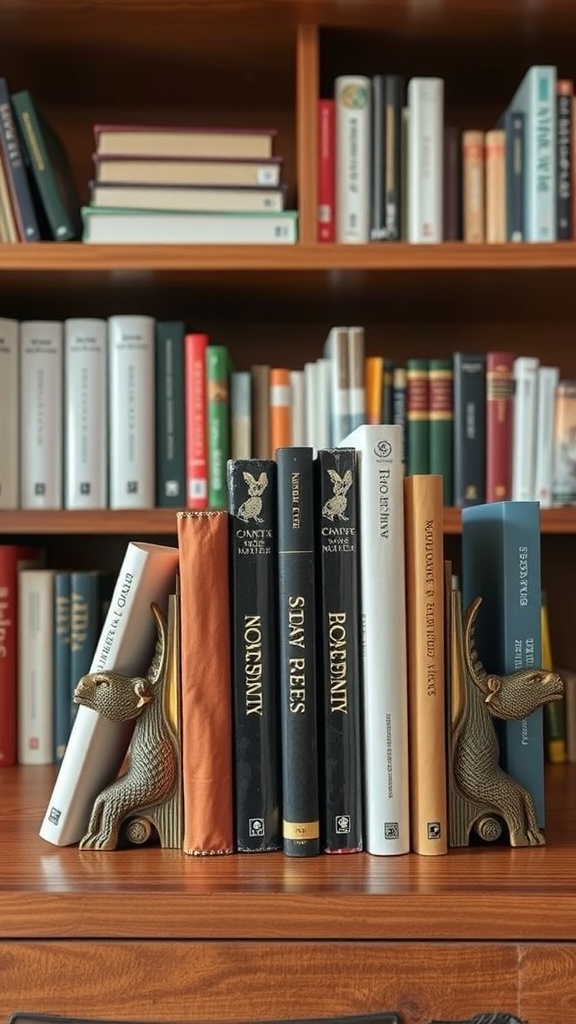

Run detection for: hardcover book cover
[[0, 78, 41, 240], [406, 358, 430, 475], [206, 344, 231, 509], [20, 320, 64, 510], [486, 351, 515, 503], [317, 98, 335, 243], [228, 458, 281, 852], [0, 318, 19, 509], [335, 76, 371, 243], [371, 74, 404, 242], [453, 351, 486, 507], [508, 65, 557, 242], [428, 357, 453, 505], [18, 568, 56, 766], [64, 318, 108, 510], [53, 570, 72, 764], [184, 332, 209, 509], [155, 321, 186, 508], [108, 314, 156, 509]]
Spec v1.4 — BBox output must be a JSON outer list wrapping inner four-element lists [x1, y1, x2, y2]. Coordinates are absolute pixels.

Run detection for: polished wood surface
[[2, 764, 576, 942]]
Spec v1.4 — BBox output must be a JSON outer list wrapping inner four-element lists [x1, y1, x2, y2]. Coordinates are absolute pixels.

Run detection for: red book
[[486, 351, 515, 502], [0, 545, 39, 766], [184, 332, 209, 510], [317, 99, 335, 243]]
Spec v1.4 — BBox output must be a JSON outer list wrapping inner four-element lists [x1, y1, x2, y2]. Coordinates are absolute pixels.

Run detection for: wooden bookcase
[[1, 2, 576, 1021]]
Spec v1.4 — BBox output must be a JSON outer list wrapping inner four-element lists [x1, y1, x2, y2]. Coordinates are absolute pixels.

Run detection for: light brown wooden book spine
[[404, 474, 448, 855], [485, 129, 506, 243], [251, 363, 271, 459], [462, 129, 485, 242], [177, 510, 234, 854]]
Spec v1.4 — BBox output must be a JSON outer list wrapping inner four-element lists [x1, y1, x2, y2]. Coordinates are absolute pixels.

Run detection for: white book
[[0, 318, 19, 509], [512, 355, 540, 500], [289, 369, 306, 446], [20, 320, 64, 509], [335, 75, 371, 243], [304, 361, 318, 453], [323, 325, 350, 445], [64, 318, 108, 509], [108, 314, 156, 508], [315, 357, 331, 452], [407, 77, 444, 243], [18, 568, 55, 765], [508, 65, 557, 242], [230, 371, 252, 459], [348, 325, 366, 430], [82, 208, 297, 245], [535, 365, 560, 508], [39, 540, 180, 846], [338, 424, 410, 854]]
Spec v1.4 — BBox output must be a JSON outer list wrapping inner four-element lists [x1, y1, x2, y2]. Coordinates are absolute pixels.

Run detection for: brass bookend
[[76, 594, 183, 851], [449, 586, 564, 848]]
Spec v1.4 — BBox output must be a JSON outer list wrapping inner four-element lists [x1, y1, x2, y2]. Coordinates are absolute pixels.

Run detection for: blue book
[[53, 571, 72, 764], [462, 501, 544, 827], [499, 109, 525, 242], [508, 65, 556, 241]]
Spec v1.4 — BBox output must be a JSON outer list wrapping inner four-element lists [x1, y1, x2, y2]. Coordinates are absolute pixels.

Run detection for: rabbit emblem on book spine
[[238, 471, 268, 522], [323, 469, 353, 521]]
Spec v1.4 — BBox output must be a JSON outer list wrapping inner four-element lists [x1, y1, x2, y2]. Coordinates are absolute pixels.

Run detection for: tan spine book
[[251, 363, 271, 458], [404, 474, 448, 855], [462, 130, 485, 242], [485, 129, 506, 243], [177, 510, 234, 854]]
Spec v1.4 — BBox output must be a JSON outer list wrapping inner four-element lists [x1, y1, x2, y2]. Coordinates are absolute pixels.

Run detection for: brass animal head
[[74, 671, 153, 722]]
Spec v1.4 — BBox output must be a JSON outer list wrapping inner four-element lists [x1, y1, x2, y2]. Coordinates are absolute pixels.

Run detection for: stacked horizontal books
[[82, 123, 298, 244]]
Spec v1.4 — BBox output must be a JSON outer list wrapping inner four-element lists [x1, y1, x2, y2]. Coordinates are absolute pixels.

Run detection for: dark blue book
[[53, 571, 72, 764], [155, 321, 186, 508], [70, 570, 114, 726], [453, 352, 486, 507], [462, 500, 545, 827], [0, 79, 41, 240], [500, 109, 525, 242]]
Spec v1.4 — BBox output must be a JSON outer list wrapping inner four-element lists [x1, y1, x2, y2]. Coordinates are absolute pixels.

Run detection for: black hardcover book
[[315, 448, 363, 853], [443, 126, 462, 241], [501, 109, 525, 242], [228, 457, 282, 852], [155, 321, 186, 508], [370, 74, 404, 241], [276, 446, 320, 857], [452, 352, 486, 508], [556, 83, 572, 240], [381, 358, 395, 424]]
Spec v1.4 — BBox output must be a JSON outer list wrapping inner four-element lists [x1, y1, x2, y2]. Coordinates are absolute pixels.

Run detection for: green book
[[206, 344, 231, 509], [429, 357, 453, 505], [155, 321, 186, 508]]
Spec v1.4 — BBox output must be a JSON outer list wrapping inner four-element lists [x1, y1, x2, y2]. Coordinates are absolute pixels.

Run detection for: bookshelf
[[2, 0, 576, 1021]]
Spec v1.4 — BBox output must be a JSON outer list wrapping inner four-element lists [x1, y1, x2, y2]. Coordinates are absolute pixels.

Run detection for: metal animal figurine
[[449, 591, 564, 847], [75, 601, 182, 850]]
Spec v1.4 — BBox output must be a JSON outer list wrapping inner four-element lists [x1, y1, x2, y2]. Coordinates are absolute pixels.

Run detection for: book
[[552, 379, 576, 506], [541, 590, 565, 763], [276, 447, 320, 856], [82, 207, 298, 244], [556, 80, 573, 240], [370, 74, 404, 241], [486, 351, 515, 503], [317, 98, 335, 242], [561, 667, 576, 762], [338, 424, 409, 855], [0, 78, 41, 240], [0, 544, 39, 766], [251, 363, 271, 459], [206, 344, 231, 509], [462, 130, 485, 242], [184, 332, 209, 509], [315, 448, 363, 853], [428, 357, 453, 505], [407, 77, 444, 243], [462, 500, 545, 828], [393, 366, 407, 462], [290, 369, 306, 446], [11, 89, 80, 240], [94, 155, 283, 188], [155, 321, 186, 508], [485, 128, 506, 243], [404, 474, 447, 855], [227, 458, 281, 852], [0, 318, 19, 509], [20, 320, 64, 510], [501, 109, 525, 242], [452, 351, 486, 507], [64, 318, 108, 510], [177, 510, 234, 855], [230, 370, 252, 459], [443, 126, 462, 240], [269, 367, 292, 454], [508, 65, 557, 242], [0, 147, 18, 242], [89, 181, 286, 213], [534, 365, 560, 508], [18, 568, 55, 766], [108, 314, 155, 509], [69, 570, 112, 708], [53, 570, 72, 763], [365, 356, 383, 425], [335, 76, 371, 243], [323, 326, 350, 445], [512, 355, 539, 501], [93, 124, 276, 159], [405, 358, 430, 475], [39, 541, 180, 846], [347, 326, 366, 431]]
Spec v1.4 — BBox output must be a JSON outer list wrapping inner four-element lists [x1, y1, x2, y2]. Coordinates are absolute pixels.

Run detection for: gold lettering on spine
[[328, 612, 348, 713], [288, 595, 306, 712], [244, 614, 263, 717]]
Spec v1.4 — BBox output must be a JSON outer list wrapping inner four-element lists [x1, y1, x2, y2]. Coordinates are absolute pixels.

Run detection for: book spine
[[0, 319, 19, 509], [405, 358, 430, 475], [290, 370, 306, 446], [108, 314, 155, 509], [0, 81, 41, 240], [365, 356, 383, 425], [453, 352, 486, 507], [18, 568, 55, 765], [335, 76, 371, 243], [443, 126, 462, 240], [404, 474, 447, 855], [250, 364, 271, 459], [382, 359, 395, 424], [512, 355, 540, 501], [462, 130, 485, 242], [53, 571, 72, 763], [462, 501, 545, 827], [317, 99, 335, 243], [371, 75, 404, 241], [393, 366, 407, 463], [511, 66, 556, 242], [505, 110, 525, 242], [69, 571, 105, 726], [485, 129, 506, 243], [64, 318, 108, 510], [407, 77, 444, 242], [206, 344, 231, 509], [324, 326, 350, 445], [228, 458, 281, 851], [269, 367, 292, 455], [20, 321, 64, 510], [184, 332, 209, 509], [316, 448, 363, 852], [347, 326, 366, 431], [552, 379, 576, 506], [39, 541, 180, 846], [230, 371, 252, 459], [485, 351, 515, 503], [155, 321, 186, 508], [428, 357, 453, 505], [556, 80, 573, 240], [541, 592, 566, 763], [339, 424, 409, 854], [534, 365, 560, 508], [177, 511, 234, 854], [276, 447, 320, 856], [0, 545, 37, 766]]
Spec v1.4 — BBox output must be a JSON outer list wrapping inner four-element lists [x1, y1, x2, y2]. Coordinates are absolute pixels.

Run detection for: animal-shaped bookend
[[75, 598, 183, 851], [449, 589, 564, 848]]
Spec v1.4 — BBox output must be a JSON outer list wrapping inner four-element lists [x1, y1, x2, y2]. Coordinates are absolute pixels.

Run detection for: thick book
[[227, 458, 281, 852], [155, 321, 186, 508], [335, 76, 371, 243], [108, 314, 156, 509], [94, 154, 283, 188], [370, 74, 404, 242], [39, 541, 180, 846], [317, 98, 335, 242], [452, 351, 486, 507], [53, 570, 72, 764], [0, 78, 41, 240], [407, 77, 444, 243], [508, 65, 557, 242], [184, 332, 209, 509], [338, 424, 410, 855], [428, 357, 453, 506], [276, 447, 320, 856], [0, 544, 39, 766], [404, 474, 447, 855], [177, 510, 234, 854], [20, 320, 64, 510], [18, 568, 55, 766], [82, 207, 298, 245], [64, 318, 108, 510], [206, 344, 231, 508], [462, 501, 545, 827], [486, 351, 515, 503], [0, 318, 19, 509], [315, 448, 363, 853], [94, 124, 276, 160]]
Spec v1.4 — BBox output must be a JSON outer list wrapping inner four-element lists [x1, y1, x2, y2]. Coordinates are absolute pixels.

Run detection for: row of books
[[82, 122, 298, 244], [37, 428, 547, 857], [319, 65, 566, 244]]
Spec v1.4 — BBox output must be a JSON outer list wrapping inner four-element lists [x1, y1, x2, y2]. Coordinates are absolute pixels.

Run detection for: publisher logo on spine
[[427, 821, 442, 840], [335, 814, 351, 834], [374, 439, 392, 460], [249, 817, 265, 838]]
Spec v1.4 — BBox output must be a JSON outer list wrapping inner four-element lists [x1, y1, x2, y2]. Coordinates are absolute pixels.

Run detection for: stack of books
[[82, 123, 298, 244]]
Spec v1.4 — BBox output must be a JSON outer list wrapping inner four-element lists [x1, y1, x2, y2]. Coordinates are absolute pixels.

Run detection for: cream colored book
[[485, 128, 506, 243], [20, 321, 64, 509], [64, 318, 108, 509], [90, 183, 285, 213], [95, 156, 282, 188], [462, 130, 485, 242], [108, 314, 155, 508]]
